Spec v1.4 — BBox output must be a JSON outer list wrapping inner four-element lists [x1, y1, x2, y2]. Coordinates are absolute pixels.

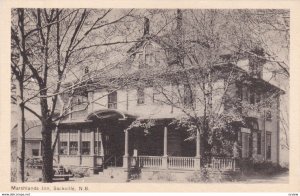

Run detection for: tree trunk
[[41, 118, 53, 183], [16, 80, 25, 182], [40, 94, 53, 183]]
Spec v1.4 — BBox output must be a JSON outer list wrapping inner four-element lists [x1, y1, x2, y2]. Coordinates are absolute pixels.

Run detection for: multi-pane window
[[60, 141, 68, 155], [138, 44, 155, 69], [137, 88, 145, 105], [108, 91, 117, 109], [59, 130, 69, 155], [69, 130, 78, 155], [81, 141, 90, 155], [183, 84, 193, 108], [145, 53, 154, 65], [152, 87, 162, 104], [71, 95, 88, 119], [69, 142, 78, 155], [257, 132, 262, 155], [81, 129, 91, 155], [266, 132, 272, 159]]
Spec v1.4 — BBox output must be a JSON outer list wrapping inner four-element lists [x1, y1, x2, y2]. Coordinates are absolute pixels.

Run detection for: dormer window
[[138, 44, 155, 69]]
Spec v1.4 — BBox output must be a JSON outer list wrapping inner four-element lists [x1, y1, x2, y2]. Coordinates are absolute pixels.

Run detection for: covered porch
[[54, 109, 237, 173]]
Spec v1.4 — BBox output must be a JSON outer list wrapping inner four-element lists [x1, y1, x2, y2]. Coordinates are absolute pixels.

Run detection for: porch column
[[123, 129, 129, 169], [78, 129, 81, 156], [162, 126, 168, 169], [164, 126, 168, 156], [196, 130, 200, 157], [194, 130, 201, 170], [67, 131, 70, 155], [78, 129, 82, 165], [90, 129, 94, 156], [99, 131, 104, 156]]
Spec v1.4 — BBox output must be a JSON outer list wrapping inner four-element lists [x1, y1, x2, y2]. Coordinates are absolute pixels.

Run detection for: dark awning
[[86, 109, 137, 121]]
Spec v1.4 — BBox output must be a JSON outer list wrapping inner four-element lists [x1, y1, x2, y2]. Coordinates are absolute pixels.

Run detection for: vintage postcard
[[0, 0, 299, 193]]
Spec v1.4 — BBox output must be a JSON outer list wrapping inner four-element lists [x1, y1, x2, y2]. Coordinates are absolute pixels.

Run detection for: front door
[[102, 127, 124, 167]]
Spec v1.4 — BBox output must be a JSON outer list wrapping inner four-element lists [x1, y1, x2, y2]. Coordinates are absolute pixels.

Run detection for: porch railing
[[134, 156, 236, 171], [168, 156, 195, 169], [211, 157, 236, 171], [138, 156, 162, 168]]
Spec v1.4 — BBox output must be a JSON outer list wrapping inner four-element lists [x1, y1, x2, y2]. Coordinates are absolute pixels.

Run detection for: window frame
[[257, 131, 262, 155], [59, 141, 68, 155], [137, 88, 145, 105], [108, 91, 118, 109], [183, 84, 194, 108], [81, 141, 91, 155], [69, 141, 78, 155]]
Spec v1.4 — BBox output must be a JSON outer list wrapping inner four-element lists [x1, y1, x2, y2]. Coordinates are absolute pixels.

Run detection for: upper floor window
[[265, 110, 272, 121], [137, 88, 145, 105], [152, 86, 162, 104], [183, 84, 194, 108], [71, 94, 88, 119], [108, 91, 117, 109], [138, 44, 155, 69]]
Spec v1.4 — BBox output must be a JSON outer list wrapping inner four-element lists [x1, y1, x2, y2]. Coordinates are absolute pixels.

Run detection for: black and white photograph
[[9, 7, 290, 185]]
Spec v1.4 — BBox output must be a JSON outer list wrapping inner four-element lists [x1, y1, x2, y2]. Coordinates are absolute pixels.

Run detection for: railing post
[[162, 126, 168, 169], [194, 130, 201, 171]]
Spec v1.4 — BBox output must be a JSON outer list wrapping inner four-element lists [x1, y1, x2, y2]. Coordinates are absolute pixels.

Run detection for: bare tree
[[11, 8, 139, 182], [127, 9, 287, 163]]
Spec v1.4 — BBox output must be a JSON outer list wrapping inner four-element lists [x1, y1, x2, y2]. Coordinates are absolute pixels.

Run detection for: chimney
[[176, 9, 183, 31], [143, 17, 150, 36]]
